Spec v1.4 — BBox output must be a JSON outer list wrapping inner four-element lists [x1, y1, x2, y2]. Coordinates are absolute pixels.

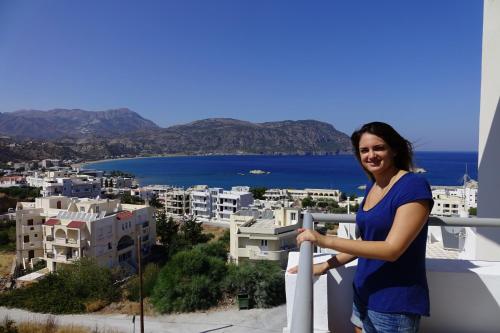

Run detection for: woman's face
[[358, 133, 396, 177]]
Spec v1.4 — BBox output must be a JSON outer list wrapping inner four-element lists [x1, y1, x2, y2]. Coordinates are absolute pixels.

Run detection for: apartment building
[[264, 189, 289, 201], [132, 184, 172, 201], [431, 181, 478, 216], [190, 186, 254, 221], [40, 176, 101, 198], [0, 176, 26, 188], [229, 207, 301, 267], [15, 196, 155, 272], [264, 188, 341, 202], [164, 189, 191, 216]]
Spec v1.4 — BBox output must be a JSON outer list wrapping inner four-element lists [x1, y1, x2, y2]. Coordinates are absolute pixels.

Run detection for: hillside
[[0, 112, 352, 161]]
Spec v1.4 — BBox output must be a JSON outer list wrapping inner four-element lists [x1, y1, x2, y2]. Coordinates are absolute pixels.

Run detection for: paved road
[[0, 305, 287, 333]]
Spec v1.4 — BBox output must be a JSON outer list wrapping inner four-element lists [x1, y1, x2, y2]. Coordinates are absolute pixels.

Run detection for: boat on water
[[249, 169, 270, 175]]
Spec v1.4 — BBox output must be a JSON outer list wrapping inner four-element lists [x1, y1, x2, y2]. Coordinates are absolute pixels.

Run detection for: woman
[[290, 122, 433, 333]]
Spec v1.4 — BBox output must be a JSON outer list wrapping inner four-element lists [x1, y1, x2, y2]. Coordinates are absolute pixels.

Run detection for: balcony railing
[[288, 212, 500, 333]]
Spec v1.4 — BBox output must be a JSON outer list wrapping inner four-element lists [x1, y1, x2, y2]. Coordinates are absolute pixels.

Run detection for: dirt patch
[[0, 251, 15, 276], [98, 298, 158, 316], [202, 225, 227, 240]]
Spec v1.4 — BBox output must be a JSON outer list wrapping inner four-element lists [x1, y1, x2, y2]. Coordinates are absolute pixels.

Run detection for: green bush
[[0, 258, 119, 314], [151, 246, 227, 313], [125, 263, 160, 302], [225, 261, 285, 308]]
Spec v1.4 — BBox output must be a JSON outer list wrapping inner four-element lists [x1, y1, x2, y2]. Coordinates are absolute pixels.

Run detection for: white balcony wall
[[285, 252, 500, 333], [468, 0, 500, 260]]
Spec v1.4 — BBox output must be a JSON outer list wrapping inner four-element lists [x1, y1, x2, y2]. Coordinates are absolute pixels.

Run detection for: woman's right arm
[[288, 252, 358, 275]]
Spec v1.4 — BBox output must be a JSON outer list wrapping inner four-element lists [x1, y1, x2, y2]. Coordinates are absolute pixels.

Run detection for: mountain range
[[0, 108, 352, 162]]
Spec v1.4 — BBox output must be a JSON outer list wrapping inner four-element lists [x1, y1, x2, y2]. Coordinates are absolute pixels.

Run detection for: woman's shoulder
[[399, 172, 430, 187], [393, 172, 433, 206]]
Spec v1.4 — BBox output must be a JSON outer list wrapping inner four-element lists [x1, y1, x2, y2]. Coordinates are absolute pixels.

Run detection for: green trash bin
[[238, 293, 250, 310]]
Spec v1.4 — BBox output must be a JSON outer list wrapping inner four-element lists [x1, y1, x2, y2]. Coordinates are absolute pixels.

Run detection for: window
[[57, 201, 62, 209], [24, 235, 29, 243], [80, 207, 85, 212], [34, 234, 38, 237], [291, 213, 297, 221], [108, 242, 112, 250], [260, 240, 268, 247], [95, 206, 100, 213], [27, 219, 33, 226]]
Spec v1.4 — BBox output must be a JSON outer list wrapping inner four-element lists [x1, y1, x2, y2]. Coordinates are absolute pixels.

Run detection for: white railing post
[[290, 211, 314, 333]]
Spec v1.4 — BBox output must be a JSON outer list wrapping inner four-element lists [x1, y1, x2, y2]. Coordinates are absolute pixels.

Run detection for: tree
[[469, 207, 477, 216], [121, 192, 144, 205], [149, 194, 164, 209], [156, 210, 180, 260], [151, 246, 227, 313], [301, 196, 315, 208], [179, 217, 213, 249], [250, 187, 267, 200], [224, 261, 285, 308], [317, 200, 329, 209]]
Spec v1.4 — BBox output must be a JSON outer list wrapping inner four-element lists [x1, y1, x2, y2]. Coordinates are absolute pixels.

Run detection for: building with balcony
[[264, 188, 341, 203], [0, 176, 26, 188], [190, 185, 254, 222], [164, 189, 191, 216], [15, 196, 155, 272], [229, 207, 301, 267]]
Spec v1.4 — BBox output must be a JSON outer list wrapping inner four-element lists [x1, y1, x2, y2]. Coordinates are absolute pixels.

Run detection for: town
[[0, 159, 478, 281]]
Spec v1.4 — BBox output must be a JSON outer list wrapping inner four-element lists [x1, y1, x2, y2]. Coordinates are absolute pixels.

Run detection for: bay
[[85, 152, 478, 195]]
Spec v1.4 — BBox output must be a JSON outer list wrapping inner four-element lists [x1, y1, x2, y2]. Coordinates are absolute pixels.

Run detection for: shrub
[[0, 259, 119, 314], [124, 263, 160, 302], [151, 247, 227, 313], [225, 260, 285, 308]]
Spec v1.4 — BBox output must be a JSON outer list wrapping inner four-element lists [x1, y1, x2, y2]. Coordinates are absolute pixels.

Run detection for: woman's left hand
[[296, 228, 322, 246]]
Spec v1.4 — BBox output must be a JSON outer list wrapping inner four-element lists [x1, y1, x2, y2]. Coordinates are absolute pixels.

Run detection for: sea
[[85, 152, 478, 196]]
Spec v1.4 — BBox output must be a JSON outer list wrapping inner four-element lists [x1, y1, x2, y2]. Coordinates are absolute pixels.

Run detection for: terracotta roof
[[67, 220, 86, 229], [116, 211, 133, 220], [44, 218, 60, 226]]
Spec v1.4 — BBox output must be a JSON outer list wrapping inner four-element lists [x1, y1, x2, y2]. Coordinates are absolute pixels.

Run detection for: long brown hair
[[351, 122, 414, 181]]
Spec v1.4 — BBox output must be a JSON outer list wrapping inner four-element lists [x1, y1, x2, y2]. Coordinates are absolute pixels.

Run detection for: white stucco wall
[[285, 252, 500, 333], [464, 0, 500, 260]]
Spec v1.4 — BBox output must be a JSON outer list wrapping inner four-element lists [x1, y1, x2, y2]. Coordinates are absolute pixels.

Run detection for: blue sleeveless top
[[353, 172, 433, 316]]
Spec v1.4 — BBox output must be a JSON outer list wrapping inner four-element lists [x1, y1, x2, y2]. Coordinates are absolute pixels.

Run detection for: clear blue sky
[[0, 0, 483, 151]]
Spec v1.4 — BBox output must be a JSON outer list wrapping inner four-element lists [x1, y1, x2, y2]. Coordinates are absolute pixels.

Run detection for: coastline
[[76, 152, 354, 169], [75, 154, 189, 169]]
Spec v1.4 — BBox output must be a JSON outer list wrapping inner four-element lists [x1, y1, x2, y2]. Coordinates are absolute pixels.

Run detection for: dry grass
[[98, 298, 157, 316], [202, 225, 227, 240], [10, 316, 123, 333], [0, 251, 15, 276]]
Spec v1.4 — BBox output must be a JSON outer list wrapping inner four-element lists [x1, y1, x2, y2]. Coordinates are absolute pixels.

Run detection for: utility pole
[[137, 235, 144, 333]]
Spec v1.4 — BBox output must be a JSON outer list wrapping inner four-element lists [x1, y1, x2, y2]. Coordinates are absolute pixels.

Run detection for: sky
[[0, 0, 483, 151]]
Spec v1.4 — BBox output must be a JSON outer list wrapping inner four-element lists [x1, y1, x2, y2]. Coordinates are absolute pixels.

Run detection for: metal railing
[[289, 212, 500, 333]]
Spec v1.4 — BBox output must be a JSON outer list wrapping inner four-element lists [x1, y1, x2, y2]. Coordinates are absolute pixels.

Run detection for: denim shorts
[[351, 292, 421, 333]]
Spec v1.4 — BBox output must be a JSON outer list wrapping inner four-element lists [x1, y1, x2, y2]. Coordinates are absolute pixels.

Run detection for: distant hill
[[0, 111, 352, 161], [0, 108, 160, 139], [142, 118, 353, 155]]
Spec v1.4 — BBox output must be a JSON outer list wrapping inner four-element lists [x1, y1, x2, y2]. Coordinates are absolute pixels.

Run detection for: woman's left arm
[[297, 200, 430, 262]]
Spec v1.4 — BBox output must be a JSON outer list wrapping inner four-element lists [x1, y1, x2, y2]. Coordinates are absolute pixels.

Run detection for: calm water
[[86, 152, 478, 195]]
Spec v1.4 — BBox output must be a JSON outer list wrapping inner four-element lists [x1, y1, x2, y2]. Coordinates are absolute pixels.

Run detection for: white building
[[0, 176, 26, 188], [229, 207, 301, 267], [39, 176, 101, 198], [190, 186, 254, 222], [264, 188, 341, 202], [15, 196, 155, 272], [164, 188, 191, 216], [431, 181, 478, 217]]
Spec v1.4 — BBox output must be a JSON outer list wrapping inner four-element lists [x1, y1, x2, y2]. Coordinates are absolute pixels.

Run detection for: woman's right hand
[[287, 261, 330, 276]]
